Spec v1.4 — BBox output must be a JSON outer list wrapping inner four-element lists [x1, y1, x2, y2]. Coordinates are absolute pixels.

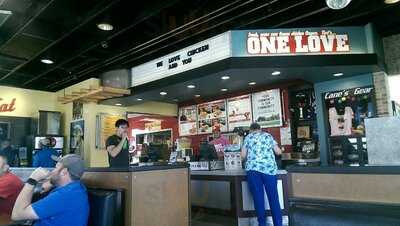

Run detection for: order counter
[[286, 166, 400, 226], [82, 164, 190, 226], [190, 169, 289, 226]]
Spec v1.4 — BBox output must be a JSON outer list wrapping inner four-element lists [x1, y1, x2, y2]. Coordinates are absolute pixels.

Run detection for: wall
[[179, 83, 295, 154], [82, 102, 177, 167], [0, 86, 58, 117], [383, 34, 400, 75], [314, 74, 374, 166]]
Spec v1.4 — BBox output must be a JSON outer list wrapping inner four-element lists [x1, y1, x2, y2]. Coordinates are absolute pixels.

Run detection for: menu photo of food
[[179, 105, 198, 136], [197, 99, 226, 120], [198, 118, 227, 134]]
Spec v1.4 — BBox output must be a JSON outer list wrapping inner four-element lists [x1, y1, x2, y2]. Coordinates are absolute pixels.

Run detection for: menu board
[[252, 89, 283, 128], [197, 99, 227, 134], [179, 105, 198, 136], [227, 94, 252, 130]]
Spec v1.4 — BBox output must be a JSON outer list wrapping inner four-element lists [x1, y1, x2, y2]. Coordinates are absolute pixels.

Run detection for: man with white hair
[[0, 155, 23, 223], [12, 154, 89, 226]]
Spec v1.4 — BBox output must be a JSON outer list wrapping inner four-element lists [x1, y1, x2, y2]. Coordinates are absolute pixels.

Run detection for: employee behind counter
[[106, 119, 132, 168]]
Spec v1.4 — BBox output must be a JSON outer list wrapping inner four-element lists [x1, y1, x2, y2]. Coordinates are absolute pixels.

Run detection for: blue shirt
[[32, 148, 58, 167], [243, 131, 278, 175], [32, 181, 89, 226]]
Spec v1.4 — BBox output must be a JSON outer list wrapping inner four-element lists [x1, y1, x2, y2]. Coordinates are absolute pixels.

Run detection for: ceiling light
[[221, 76, 230, 80], [333, 72, 344, 77], [115, 103, 122, 106], [271, 71, 281, 76], [40, 59, 54, 64], [195, 94, 201, 98], [221, 88, 228, 92], [97, 23, 114, 31], [0, 10, 12, 15], [136, 98, 143, 101], [326, 0, 352, 9], [248, 82, 256, 85], [384, 0, 400, 4], [187, 85, 196, 89], [160, 91, 167, 96]]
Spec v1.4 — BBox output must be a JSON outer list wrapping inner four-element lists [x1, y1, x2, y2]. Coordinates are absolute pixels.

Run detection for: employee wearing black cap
[[106, 119, 130, 168], [11, 154, 89, 226]]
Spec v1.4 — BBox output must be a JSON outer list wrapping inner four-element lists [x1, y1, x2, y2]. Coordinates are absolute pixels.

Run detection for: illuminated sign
[[0, 98, 16, 113]]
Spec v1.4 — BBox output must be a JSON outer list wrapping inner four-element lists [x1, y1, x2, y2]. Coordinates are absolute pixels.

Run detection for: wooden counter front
[[82, 166, 190, 226]]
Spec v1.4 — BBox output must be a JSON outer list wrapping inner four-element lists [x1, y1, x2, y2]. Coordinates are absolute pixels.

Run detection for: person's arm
[[241, 146, 248, 160], [107, 134, 127, 158], [11, 168, 49, 221], [274, 144, 282, 156]]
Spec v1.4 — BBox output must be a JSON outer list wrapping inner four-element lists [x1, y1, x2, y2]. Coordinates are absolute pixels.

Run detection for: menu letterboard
[[178, 105, 198, 136], [227, 94, 252, 131], [197, 99, 227, 134]]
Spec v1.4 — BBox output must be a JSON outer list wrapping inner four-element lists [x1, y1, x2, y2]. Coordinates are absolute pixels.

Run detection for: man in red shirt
[[0, 155, 23, 223]]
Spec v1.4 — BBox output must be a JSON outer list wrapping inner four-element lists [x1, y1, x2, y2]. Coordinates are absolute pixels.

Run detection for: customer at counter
[[0, 156, 23, 223], [0, 139, 19, 167], [11, 154, 89, 226], [32, 137, 58, 168], [106, 119, 130, 168], [241, 122, 282, 226]]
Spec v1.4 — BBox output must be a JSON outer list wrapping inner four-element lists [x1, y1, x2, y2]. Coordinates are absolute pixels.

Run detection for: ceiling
[[0, 0, 399, 92]]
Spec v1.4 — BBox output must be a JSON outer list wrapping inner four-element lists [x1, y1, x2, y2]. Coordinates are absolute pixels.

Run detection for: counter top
[[86, 163, 189, 172], [287, 166, 400, 175], [190, 169, 287, 176]]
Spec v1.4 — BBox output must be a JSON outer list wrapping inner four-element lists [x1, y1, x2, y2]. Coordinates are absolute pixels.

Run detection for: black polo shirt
[[106, 135, 129, 168]]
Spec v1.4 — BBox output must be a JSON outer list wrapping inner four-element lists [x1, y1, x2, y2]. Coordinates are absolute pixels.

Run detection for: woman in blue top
[[241, 122, 282, 226]]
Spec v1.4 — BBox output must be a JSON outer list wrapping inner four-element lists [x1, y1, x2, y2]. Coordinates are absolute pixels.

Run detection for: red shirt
[[0, 172, 23, 216]]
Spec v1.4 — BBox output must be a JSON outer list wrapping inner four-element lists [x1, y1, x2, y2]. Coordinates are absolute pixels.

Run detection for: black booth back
[[87, 189, 124, 226]]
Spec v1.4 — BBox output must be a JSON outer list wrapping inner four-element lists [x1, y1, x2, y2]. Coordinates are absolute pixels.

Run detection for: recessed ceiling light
[[221, 88, 228, 92], [115, 103, 122, 106], [97, 23, 114, 31], [41, 59, 54, 64], [160, 91, 167, 96], [271, 71, 281, 76], [195, 94, 201, 98], [326, 0, 352, 9], [0, 10, 12, 15], [248, 82, 256, 85], [385, 0, 400, 4], [221, 76, 230, 80], [136, 98, 143, 101], [187, 85, 196, 89], [333, 72, 344, 77]]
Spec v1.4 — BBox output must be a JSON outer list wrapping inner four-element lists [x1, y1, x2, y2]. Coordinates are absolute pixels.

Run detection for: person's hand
[[122, 132, 128, 140], [30, 167, 50, 182], [41, 180, 54, 193]]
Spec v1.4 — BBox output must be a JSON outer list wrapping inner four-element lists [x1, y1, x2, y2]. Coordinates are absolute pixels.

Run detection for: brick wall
[[373, 71, 391, 117], [383, 34, 400, 75]]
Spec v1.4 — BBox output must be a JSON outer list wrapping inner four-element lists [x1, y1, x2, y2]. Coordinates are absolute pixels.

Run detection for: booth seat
[[289, 198, 400, 226]]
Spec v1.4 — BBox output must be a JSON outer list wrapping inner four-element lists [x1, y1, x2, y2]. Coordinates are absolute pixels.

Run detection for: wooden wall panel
[[290, 173, 400, 204]]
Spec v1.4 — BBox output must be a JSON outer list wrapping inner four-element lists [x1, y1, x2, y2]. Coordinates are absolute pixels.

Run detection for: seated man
[[12, 154, 89, 226], [0, 156, 23, 224]]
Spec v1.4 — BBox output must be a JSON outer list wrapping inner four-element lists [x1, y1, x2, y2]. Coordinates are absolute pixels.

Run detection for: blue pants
[[246, 170, 282, 226]]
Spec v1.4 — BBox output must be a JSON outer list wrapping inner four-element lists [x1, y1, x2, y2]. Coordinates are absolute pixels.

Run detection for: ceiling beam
[[0, 0, 55, 51], [22, 0, 182, 88], [0, 0, 122, 82]]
